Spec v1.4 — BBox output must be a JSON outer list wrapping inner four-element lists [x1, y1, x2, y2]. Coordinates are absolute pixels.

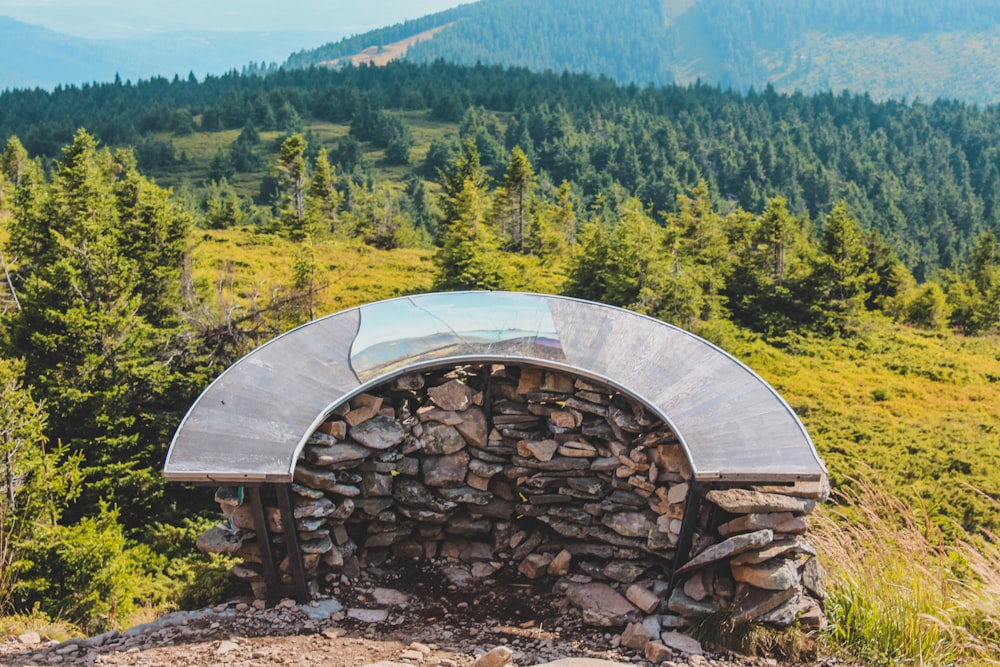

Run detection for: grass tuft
[[813, 470, 1000, 666], [0, 605, 81, 642]]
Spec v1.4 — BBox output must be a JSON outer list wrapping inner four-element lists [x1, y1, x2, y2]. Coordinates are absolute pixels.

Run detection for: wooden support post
[[276, 482, 310, 604], [247, 486, 282, 606], [668, 480, 706, 593]]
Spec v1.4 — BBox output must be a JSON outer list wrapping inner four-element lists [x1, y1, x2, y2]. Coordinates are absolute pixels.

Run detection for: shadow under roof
[[164, 292, 826, 484]]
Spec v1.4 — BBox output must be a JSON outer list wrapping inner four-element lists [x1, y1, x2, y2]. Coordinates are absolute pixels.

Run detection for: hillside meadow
[[4, 58, 1000, 662]]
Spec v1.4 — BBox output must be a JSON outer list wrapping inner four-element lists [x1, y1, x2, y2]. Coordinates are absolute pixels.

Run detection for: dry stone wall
[[199, 363, 827, 634]]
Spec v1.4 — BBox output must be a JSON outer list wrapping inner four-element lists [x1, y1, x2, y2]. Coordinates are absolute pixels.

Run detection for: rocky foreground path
[[1, 565, 848, 667]]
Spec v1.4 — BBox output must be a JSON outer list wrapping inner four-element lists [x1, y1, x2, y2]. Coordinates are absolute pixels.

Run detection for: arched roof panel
[[164, 292, 825, 484]]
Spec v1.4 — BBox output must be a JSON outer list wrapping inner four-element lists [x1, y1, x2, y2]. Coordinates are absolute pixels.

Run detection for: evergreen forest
[[1, 59, 1000, 663], [287, 0, 1000, 105]]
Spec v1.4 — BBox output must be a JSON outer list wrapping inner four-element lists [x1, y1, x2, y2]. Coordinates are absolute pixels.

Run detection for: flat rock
[[447, 515, 492, 536], [474, 646, 514, 667], [372, 587, 410, 606], [519, 552, 553, 579], [350, 415, 405, 450], [420, 422, 467, 455], [304, 442, 372, 466], [428, 379, 476, 411], [731, 584, 798, 625], [517, 439, 559, 462], [752, 479, 830, 500], [603, 560, 646, 584], [393, 478, 456, 512], [468, 458, 504, 478], [347, 608, 390, 623], [301, 534, 334, 554], [718, 512, 808, 536], [731, 558, 800, 590], [706, 488, 816, 515], [625, 584, 660, 613], [674, 529, 773, 576], [290, 482, 326, 499], [459, 541, 494, 562], [512, 454, 590, 472], [302, 599, 344, 620], [456, 408, 489, 447], [558, 441, 598, 458], [418, 407, 464, 425], [565, 583, 640, 627], [17, 632, 41, 645], [602, 511, 656, 538], [757, 592, 801, 627], [422, 450, 470, 488], [294, 497, 337, 518], [667, 588, 719, 616], [438, 486, 493, 505], [660, 631, 703, 655], [801, 556, 827, 599], [196, 525, 244, 554], [731, 539, 808, 565], [294, 464, 348, 493], [620, 621, 652, 650], [442, 566, 474, 588]]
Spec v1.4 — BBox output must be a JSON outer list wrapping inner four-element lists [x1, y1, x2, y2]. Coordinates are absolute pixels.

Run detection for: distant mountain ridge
[[285, 0, 1000, 104], [0, 16, 332, 90]]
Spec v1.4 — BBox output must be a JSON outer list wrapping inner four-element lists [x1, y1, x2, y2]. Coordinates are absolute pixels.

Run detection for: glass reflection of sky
[[350, 292, 565, 381]]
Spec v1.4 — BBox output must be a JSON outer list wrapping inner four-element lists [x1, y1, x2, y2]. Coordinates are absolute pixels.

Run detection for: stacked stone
[[196, 362, 826, 636], [665, 485, 828, 631]]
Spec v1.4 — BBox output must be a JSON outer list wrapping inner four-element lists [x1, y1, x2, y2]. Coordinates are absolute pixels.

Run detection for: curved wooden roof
[[164, 292, 826, 484]]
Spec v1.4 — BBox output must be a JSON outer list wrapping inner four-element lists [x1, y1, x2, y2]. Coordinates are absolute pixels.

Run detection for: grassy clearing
[[150, 113, 452, 198], [187, 228, 435, 316]]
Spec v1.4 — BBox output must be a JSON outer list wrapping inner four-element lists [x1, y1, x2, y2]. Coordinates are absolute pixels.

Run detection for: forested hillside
[[287, 0, 1000, 105], [2, 60, 1000, 663], [5, 61, 1000, 277]]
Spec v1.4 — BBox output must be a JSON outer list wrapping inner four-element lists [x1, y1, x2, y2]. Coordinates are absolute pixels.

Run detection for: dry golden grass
[[813, 470, 1000, 665]]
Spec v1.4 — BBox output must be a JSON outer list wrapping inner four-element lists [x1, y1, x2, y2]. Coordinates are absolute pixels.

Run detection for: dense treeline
[[287, 0, 1000, 102], [5, 61, 1000, 278]]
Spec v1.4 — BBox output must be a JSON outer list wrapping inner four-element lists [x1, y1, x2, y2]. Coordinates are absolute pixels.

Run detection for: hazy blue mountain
[[285, 0, 1000, 104], [0, 16, 333, 89]]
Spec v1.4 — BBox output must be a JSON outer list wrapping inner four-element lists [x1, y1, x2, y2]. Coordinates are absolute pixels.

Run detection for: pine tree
[[492, 146, 536, 252], [277, 133, 309, 240], [0, 136, 29, 205], [5, 129, 193, 528], [433, 177, 510, 291], [806, 201, 876, 332], [437, 139, 489, 238], [306, 149, 343, 235]]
